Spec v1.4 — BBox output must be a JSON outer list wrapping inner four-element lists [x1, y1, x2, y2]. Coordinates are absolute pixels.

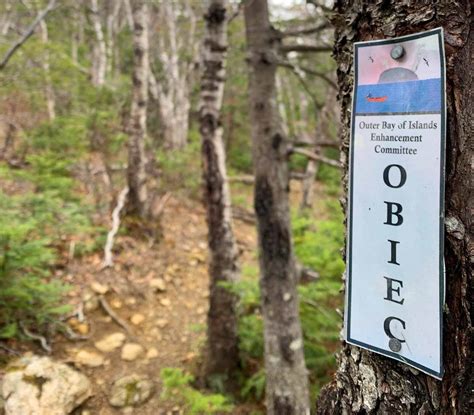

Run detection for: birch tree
[[200, 0, 240, 380], [90, 0, 106, 86], [149, 0, 200, 150], [244, 0, 310, 413], [317, 1, 472, 413], [39, 20, 55, 120], [126, 0, 149, 219]]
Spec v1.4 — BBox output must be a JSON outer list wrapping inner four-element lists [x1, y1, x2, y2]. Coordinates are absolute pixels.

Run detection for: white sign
[[344, 28, 446, 379]]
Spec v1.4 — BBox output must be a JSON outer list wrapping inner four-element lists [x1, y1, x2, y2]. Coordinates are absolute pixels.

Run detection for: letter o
[[383, 164, 407, 188]]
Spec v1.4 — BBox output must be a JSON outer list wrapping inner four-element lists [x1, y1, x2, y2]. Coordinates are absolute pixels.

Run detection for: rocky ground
[[1, 194, 259, 414]]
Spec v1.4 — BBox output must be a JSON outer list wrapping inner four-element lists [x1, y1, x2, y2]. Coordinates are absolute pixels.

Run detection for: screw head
[[390, 45, 405, 60], [389, 338, 402, 352]]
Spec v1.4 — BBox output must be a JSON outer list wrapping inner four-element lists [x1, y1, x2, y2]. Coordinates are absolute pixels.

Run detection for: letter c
[[384, 316, 406, 342]]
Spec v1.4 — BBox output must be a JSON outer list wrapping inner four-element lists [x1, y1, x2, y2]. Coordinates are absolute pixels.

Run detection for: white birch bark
[[39, 20, 55, 121], [90, 0, 107, 86], [126, 0, 149, 218]]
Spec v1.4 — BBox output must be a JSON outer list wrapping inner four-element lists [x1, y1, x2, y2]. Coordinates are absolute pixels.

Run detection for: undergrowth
[[160, 368, 233, 414]]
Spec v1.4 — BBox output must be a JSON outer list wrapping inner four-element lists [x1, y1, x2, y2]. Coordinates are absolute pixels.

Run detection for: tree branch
[[280, 44, 332, 54], [0, 0, 57, 70], [290, 146, 341, 168], [281, 22, 331, 37], [278, 59, 337, 90]]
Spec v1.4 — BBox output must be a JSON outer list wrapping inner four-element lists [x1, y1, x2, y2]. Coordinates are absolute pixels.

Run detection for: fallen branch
[[20, 322, 51, 353], [0, 0, 57, 70], [291, 147, 341, 169], [98, 295, 133, 336], [102, 186, 129, 269], [0, 342, 20, 356]]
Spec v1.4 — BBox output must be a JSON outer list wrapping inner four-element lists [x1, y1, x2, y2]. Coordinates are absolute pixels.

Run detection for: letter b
[[384, 201, 403, 226]]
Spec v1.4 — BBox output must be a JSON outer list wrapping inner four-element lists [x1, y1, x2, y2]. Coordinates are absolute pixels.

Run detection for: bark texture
[[126, 0, 149, 219], [244, 1, 310, 413], [200, 0, 240, 379], [317, 1, 473, 414]]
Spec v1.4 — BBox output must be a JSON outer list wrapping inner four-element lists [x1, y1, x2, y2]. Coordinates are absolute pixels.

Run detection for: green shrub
[[156, 127, 202, 197], [0, 191, 71, 339], [160, 368, 233, 414]]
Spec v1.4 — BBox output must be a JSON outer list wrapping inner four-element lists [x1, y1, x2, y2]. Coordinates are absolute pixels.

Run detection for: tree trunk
[[148, 0, 198, 150], [90, 0, 106, 87], [317, 1, 472, 414], [200, 0, 240, 380], [38, 20, 55, 121], [126, 0, 149, 219], [244, 1, 311, 414]]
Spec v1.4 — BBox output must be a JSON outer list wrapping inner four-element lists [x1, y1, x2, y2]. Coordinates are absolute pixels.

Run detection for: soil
[[1, 180, 327, 414]]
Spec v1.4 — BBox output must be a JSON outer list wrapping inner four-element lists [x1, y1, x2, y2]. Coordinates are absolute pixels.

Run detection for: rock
[[121, 343, 144, 361], [76, 323, 90, 335], [82, 290, 99, 312], [75, 350, 104, 368], [156, 319, 168, 328], [110, 298, 123, 309], [146, 348, 159, 359], [108, 374, 154, 408], [130, 313, 145, 326], [2, 355, 91, 415], [94, 332, 126, 353], [149, 278, 166, 292], [90, 281, 108, 295], [125, 297, 137, 306], [159, 298, 171, 307]]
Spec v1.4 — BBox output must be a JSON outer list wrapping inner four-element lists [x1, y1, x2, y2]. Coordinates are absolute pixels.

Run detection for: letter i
[[388, 240, 400, 265]]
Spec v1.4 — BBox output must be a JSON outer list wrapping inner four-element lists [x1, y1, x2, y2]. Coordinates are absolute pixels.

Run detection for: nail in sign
[[345, 28, 446, 379]]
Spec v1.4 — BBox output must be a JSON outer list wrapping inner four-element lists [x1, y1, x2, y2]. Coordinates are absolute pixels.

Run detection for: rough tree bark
[[200, 0, 240, 380], [126, 0, 149, 219], [244, 1, 310, 413], [317, 1, 472, 414]]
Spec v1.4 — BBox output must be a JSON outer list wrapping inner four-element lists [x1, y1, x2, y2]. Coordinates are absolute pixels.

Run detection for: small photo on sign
[[355, 33, 442, 114]]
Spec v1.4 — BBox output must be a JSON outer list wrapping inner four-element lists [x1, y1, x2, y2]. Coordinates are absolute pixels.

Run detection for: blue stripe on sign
[[355, 78, 441, 114]]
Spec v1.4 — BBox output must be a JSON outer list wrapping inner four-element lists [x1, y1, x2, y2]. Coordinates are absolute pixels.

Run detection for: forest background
[[0, 0, 344, 413]]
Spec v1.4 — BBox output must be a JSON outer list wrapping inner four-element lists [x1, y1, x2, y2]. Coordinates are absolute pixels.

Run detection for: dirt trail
[[49, 195, 257, 414]]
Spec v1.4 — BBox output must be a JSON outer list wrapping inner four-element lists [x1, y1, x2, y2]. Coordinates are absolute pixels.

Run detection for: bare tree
[[38, 20, 56, 121], [244, 0, 310, 413], [200, 0, 240, 380], [126, 0, 149, 219], [317, 1, 473, 413], [149, 0, 200, 150], [0, 0, 57, 70], [90, 0, 106, 86]]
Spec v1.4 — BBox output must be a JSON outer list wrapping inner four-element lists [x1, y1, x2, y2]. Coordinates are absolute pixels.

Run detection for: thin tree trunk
[[126, 0, 149, 219], [317, 1, 472, 413], [244, 1, 310, 413], [200, 0, 240, 379], [38, 20, 55, 121], [90, 0, 106, 87]]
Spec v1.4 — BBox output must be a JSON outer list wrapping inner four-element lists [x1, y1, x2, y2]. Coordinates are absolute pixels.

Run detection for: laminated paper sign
[[345, 28, 446, 378]]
